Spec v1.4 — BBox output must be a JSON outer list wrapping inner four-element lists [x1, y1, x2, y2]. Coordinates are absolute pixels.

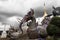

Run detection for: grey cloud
[[0, 0, 8, 1], [34, 7, 44, 17], [0, 0, 60, 23], [34, 6, 53, 18], [0, 12, 24, 17], [0, 15, 7, 22], [0, 12, 23, 23]]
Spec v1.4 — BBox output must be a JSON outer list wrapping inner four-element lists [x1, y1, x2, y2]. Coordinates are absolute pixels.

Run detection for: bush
[[46, 17, 60, 37], [50, 17, 60, 27]]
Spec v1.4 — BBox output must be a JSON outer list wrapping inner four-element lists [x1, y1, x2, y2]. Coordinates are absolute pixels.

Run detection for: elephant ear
[[52, 6, 56, 10]]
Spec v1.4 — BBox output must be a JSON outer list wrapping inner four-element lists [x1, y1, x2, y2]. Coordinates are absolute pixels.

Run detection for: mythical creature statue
[[19, 9, 38, 39]]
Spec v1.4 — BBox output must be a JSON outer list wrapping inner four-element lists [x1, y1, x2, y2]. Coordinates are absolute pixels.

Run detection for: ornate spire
[[43, 2, 47, 18]]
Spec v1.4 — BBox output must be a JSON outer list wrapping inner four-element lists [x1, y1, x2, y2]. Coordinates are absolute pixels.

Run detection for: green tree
[[46, 17, 60, 40]]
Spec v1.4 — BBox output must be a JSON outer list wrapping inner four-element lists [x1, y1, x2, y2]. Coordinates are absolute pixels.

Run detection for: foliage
[[46, 17, 60, 36], [50, 17, 60, 27]]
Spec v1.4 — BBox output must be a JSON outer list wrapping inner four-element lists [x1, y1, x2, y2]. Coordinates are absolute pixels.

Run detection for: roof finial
[[43, 2, 47, 17]]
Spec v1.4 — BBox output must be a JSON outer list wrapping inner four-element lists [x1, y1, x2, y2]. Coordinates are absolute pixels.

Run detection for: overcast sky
[[0, 0, 60, 24]]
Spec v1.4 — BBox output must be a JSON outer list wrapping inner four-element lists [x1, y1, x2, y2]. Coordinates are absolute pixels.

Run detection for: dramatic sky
[[0, 0, 60, 24]]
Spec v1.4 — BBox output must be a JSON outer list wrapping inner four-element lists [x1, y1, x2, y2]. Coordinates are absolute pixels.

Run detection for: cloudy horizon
[[0, 0, 60, 24]]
